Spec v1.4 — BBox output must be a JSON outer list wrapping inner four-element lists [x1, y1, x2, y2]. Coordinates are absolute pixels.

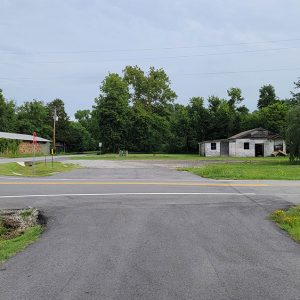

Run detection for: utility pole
[[53, 108, 57, 154]]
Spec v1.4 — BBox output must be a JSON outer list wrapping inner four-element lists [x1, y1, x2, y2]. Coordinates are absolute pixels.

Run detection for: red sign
[[33, 131, 37, 145]]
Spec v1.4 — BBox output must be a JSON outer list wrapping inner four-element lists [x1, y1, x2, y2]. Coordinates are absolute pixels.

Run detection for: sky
[[1, 0, 300, 117]]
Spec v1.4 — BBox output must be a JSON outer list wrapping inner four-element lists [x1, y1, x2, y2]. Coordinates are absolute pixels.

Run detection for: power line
[[1, 66, 300, 82], [1, 38, 300, 55], [180, 66, 300, 76], [1, 46, 299, 65]]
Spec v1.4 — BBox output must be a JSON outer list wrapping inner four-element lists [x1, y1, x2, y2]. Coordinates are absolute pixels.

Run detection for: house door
[[255, 144, 264, 157]]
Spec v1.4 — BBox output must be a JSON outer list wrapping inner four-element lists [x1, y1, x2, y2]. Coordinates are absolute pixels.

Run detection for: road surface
[[0, 160, 299, 299]]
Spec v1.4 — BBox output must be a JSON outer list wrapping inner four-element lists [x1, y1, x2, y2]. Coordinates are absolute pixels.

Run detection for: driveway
[[0, 160, 299, 299]]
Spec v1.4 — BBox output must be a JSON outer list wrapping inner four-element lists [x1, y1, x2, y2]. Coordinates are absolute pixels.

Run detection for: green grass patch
[[69, 153, 289, 162], [270, 206, 300, 242], [0, 225, 43, 263], [0, 162, 77, 177], [0, 153, 45, 158], [181, 160, 300, 180]]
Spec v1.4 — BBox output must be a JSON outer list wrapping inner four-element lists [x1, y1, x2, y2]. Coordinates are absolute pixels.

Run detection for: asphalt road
[[0, 160, 300, 299]]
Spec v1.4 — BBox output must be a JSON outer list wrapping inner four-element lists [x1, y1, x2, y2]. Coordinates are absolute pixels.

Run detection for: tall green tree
[[291, 79, 300, 105], [0, 89, 16, 132], [286, 106, 300, 162], [227, 87, 244, 109], [94, 73, 130, 152], [46, 99, 70, 144], [257, 102, 289, 134], [187, 97, 209, 150], [16, 100, 51, 138], [257, 84, 277, 109], [123, 65, 177, 114], [207, 96, 231, 139], [65, 122, 96, 152], [169, 104, 190, 153]]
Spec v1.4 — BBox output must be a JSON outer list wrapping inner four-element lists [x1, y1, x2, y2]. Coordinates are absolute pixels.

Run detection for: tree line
[[0, 65, 300, 156]]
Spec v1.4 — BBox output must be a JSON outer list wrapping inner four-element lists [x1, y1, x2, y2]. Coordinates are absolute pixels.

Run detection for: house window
[[274, 143, 283, 151], [211, 143, 216, 150], [244, 142, 250, 150]]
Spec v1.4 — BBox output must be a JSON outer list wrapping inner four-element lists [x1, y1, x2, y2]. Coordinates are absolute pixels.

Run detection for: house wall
[[204, 141, 221, 157], [199, 143, 205, 156], [229, 138, 286, 157], [18, 142, 50, 155]]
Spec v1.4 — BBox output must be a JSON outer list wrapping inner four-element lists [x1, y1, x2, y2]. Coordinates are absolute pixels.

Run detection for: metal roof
[[228, 128, 280, 140], [0, 131, 50, 142]]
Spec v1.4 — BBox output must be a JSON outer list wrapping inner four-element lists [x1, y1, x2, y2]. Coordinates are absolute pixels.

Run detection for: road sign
[[99, 142, 102, 147]]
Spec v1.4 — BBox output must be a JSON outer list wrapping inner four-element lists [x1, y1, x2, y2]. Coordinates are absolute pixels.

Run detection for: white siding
[[204, 142, 221, 157], [229, 138, 286, 157], [229, 141, 236, 156]]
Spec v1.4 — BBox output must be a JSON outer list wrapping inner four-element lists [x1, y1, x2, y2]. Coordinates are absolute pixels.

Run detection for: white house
[[199, 128, 286, 157]]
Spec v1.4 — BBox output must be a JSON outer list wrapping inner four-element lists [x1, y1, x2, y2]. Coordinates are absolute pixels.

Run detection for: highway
[[0, 160, 299, 299]]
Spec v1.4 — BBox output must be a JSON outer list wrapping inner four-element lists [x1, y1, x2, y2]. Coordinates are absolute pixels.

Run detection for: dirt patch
[[0, 208, 43, 239]]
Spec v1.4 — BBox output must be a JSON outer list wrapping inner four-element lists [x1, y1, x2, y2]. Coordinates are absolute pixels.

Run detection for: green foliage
[[184, 159, 300, 180], [94, 73, 130, 152], [0, 225, 43, 263], [1, 70, 299, 155], [286, 106, 300, 163], [0, 138, 20, 155], [0, 89, 16, 132], [291, 79, 300, 105], [256, 102, 289, 134], [16, 100, 52, 138], [271, 206, 300, 242], [66, 122, 96, 152], [257, 84, 277, 109], [0, 162, 77, 177]]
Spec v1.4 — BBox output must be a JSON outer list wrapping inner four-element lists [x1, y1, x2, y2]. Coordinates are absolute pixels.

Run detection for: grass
[[0, 225, 43, 263], [180, 160, 300, 180], [0, 162, 77, 177], [271, 206, 300, 242], [69, 153, 290, 162], [0, 153, 45, 158]]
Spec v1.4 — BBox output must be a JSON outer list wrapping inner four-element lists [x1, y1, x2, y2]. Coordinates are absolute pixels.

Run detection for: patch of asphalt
[[0, 193, 299, 299], [0, 162, 300, 299]]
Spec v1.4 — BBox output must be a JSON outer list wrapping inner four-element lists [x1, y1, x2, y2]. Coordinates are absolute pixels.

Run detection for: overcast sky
[[1, 0, 300, 116]]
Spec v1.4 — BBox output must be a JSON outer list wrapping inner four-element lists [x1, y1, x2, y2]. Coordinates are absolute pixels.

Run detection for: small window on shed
[[211, 143, 216, 150], [244, 142, 250, 150]]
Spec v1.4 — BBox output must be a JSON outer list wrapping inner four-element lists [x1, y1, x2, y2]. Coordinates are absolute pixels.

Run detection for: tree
[[123, 66, 176, 151], [291, 79, 300, 105], [123, 65, 177, 115], [46, 99, 70, 145], [227, 87, 244, 109], [257, 102, 289, 134], [286, 106, 300, 163], [65, 122, 96, 152], [74, 109, 95, 132], [94, 73, 130, 152], [187, 97, 209, 151], [207, 96, 231, 139], [169, 104, 190, 153], [257, 84, 277, 109], [0, 89, 16, 132], [16, 100, 51, 138]]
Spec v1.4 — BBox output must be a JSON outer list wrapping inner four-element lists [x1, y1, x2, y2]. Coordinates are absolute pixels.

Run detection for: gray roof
[[0, 131, 50, 142], [228, 128, 280, 140], [200, 139, 229, 143]]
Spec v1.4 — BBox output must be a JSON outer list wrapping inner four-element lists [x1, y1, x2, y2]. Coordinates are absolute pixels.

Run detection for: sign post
[[99, 142, 102, 155], [33, 131, 37, 175]]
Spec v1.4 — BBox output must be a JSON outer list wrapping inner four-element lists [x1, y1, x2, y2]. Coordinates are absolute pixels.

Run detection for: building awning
[[0, 131, 50, 142]]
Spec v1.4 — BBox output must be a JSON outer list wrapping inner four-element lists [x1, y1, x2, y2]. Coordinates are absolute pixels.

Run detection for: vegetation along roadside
[[0, 162, 77, 177], [179, 160, 300, 180], [271, 206, 300, 242], [0, 208, 44, 263]]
